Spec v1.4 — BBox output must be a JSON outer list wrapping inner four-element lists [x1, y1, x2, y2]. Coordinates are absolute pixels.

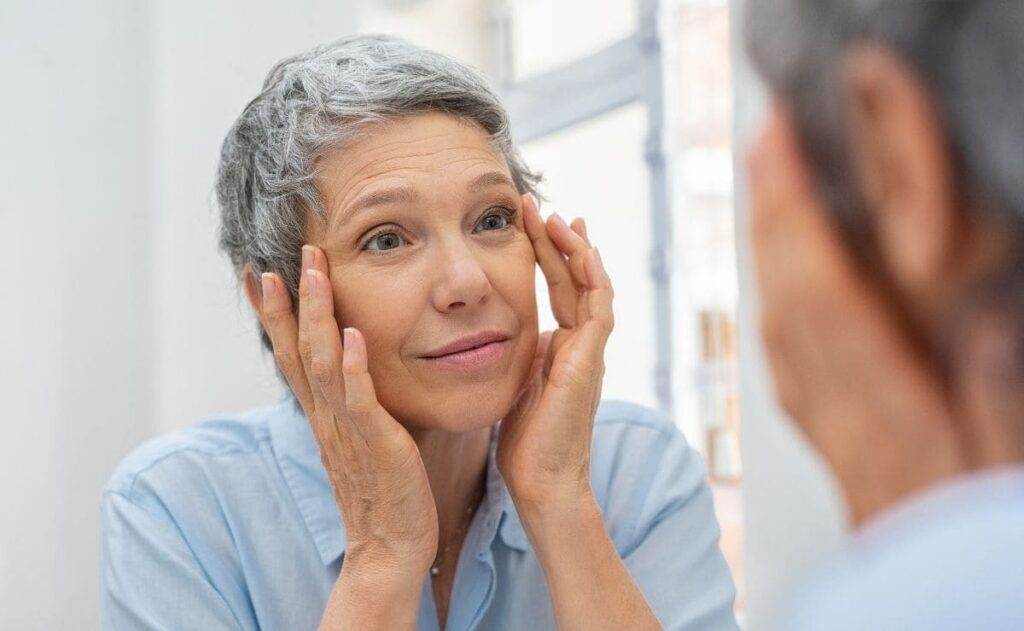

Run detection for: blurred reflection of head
[[747, 0, 1024, 470]]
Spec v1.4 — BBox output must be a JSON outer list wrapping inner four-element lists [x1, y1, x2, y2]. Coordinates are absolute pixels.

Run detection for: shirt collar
[[268, 392, 529, 566]]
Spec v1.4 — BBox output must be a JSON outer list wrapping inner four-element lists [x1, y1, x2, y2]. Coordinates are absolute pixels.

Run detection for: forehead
[[315, 112, 510, 204]]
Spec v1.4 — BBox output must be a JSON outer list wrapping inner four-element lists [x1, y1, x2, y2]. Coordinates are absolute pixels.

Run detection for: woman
[[102, 35, 737, 630]]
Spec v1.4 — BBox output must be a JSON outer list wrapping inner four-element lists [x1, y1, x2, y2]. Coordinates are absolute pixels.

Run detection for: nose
[[429, 237, 492, 313]]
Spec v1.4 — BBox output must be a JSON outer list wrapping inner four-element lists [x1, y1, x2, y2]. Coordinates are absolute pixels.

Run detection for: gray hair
[[745, 0, 1024, 253], [746, 0, 1024, 374], [216, 34, 542, 353]]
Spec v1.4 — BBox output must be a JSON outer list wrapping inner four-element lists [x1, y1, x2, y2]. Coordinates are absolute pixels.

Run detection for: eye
[[475, 207, 516, 233], [364, 230, 406, 252]]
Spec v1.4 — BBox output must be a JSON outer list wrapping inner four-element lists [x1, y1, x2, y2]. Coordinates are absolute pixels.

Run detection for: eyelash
[[360, 206, 518, 255], [474, 206, 518, 233]]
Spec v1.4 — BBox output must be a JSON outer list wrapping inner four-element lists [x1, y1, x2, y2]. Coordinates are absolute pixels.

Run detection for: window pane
[[520, 104, 658, 410], [664, 0, 744, 617], [664, 0, 737, 471], [508, 0, 637, 81]]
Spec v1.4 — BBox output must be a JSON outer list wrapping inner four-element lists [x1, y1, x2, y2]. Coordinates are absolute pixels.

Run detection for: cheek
[[329, 271, 421, 365], [489, 243, 540, 344]]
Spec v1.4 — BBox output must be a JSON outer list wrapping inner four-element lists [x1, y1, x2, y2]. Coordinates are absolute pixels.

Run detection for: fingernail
[[305, 268, 318, 291], [343, 327, 354, 349], [261, 273, 274, 301], [302, 245, 314, 270], [550, 212, 567, 227]]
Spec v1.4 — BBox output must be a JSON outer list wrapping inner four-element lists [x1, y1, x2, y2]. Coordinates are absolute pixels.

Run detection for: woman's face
[[310, 112, 539, 432]]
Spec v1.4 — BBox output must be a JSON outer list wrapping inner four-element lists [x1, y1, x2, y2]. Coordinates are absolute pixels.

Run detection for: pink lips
[[420, 331, 510, 369]]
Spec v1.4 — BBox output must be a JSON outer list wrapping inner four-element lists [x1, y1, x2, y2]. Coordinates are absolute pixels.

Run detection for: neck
[[409, 425, 491, 544]]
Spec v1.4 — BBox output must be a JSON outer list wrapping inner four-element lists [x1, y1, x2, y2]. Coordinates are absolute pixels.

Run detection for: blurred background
[[1, 0, 845, 628]]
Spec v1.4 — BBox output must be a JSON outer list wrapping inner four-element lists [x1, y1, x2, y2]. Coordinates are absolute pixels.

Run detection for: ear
[[242, 263, 264, 321], [843, 45, 961, 300]]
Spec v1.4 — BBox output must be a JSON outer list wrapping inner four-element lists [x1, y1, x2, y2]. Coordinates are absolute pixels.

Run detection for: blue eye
[[365, 231, 405, 251], [476, 208, 515, 232]]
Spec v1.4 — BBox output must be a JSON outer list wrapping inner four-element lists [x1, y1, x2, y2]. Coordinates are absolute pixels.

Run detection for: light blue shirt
[[102, 395, 738, 630], [783, 468, 1024, 631]]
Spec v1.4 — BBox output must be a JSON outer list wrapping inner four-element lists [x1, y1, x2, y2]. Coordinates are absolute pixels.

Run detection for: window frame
[[495, 0, 675, 414]]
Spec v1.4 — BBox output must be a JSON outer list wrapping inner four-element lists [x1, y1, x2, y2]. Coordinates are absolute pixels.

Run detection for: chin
[[392, 383, 522, 434]]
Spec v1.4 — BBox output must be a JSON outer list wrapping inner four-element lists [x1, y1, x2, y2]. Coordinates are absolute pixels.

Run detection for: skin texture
[[244, 112, 661, 630], [748, 45, 1024, 528]]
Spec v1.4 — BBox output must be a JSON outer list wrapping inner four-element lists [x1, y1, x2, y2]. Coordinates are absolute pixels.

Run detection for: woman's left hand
[[496, 195, 614, 512]]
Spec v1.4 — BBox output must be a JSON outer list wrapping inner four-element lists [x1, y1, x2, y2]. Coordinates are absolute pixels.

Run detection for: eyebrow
[[333, 170, 518, 230], [467, 171, 517, 193], [333, 186, 419, 230]]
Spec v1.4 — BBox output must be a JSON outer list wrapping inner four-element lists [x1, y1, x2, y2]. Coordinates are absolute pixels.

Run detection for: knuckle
[[273, 349, 301, 377], [345, 395, 375, 418], [309, 355, 336, 386], [264, 306, 293, 329], [297, 335, 315, 362]]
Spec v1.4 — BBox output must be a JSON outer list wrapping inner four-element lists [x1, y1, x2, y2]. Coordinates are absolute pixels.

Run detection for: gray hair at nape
[[215, 34, 542, 354], [744, 0, 1024, 250]]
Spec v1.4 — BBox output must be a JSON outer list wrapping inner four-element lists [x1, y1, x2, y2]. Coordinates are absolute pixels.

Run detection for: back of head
[[746, 0, 1024, 361]]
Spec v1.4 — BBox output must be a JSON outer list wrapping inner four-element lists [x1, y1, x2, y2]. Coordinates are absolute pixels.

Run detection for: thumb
[[341, 327, 399, 444]]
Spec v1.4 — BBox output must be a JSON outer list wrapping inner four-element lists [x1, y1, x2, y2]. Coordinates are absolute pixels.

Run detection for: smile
[[420, 336, 509, 370]]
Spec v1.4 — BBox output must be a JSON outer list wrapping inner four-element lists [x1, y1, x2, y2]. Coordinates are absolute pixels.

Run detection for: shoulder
[[589, 400, 710, 546], [593, 399, 680, 436], [104, 401, 283, 504], [784, 474, 1024, 630], [590, 399, 700, 481]]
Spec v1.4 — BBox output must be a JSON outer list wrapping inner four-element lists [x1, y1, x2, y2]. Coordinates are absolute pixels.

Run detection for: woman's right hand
[[256, 244, 438, 585]]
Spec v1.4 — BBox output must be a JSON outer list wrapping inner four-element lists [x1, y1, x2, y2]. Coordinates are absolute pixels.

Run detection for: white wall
[[1, 2, 155, 628], [151, 0, 361, 434], [0, 1, 359, 628], [728, 1, 847, 628]]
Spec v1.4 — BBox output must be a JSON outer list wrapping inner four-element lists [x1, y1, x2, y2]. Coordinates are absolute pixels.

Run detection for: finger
[[546, 213, 591, 293], [296, 246, 361, 461], [570, 217, 590, 245], [583, 248, 614, 336], [341, 327, 399, 445], [260, 272, 315, 415], [545, 328, 573, 381], [515, 330, 552, 400], [301, 268, 349, 413], [523, 196, 577, 327]]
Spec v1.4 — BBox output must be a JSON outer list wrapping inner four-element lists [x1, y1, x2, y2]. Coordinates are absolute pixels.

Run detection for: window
[[499, 0, 745, 617], [362, 0, 745, 618]]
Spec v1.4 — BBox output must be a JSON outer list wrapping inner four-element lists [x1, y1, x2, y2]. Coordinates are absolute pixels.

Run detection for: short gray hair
[[746, 0, 1024, 252], [216, 34, 541, 352]]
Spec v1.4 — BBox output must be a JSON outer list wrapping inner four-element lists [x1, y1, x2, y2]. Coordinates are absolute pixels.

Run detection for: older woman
[[102, 35, 737, 630]]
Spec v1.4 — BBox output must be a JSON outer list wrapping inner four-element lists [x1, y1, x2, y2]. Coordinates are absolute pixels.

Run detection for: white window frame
[[494, 0, 675, 413]]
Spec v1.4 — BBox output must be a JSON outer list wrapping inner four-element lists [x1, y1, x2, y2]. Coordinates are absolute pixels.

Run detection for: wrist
[[507, 469, 593, 513], [320, 553, 426, 631], [337, 540, 430, 585], [512, 482, 600, 539]]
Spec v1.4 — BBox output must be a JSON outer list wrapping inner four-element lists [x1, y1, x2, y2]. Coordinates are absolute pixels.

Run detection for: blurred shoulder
[[591, 399, 695, 466], [590, 400, 709, 541], [593, 399, 681, 436], [103, 401, 285, 502]]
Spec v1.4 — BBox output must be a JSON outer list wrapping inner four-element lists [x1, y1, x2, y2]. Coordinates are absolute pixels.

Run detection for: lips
[[420, 331, 511, 359]]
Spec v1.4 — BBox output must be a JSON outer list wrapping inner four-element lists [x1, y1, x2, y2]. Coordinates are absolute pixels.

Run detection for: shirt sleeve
[[101, 491, 245, 631], [618, 425, 740, 631]]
